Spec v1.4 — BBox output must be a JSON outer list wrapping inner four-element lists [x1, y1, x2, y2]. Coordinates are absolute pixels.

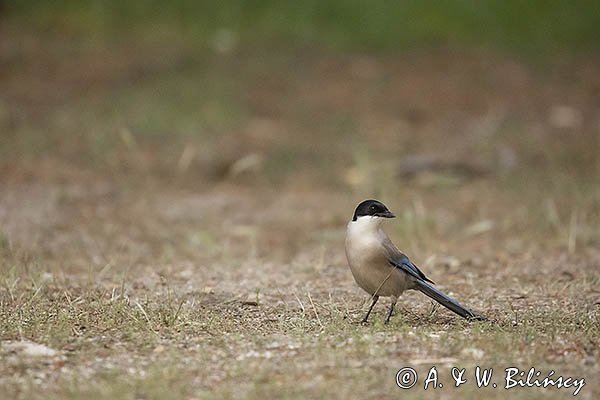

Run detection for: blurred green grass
[[7, 0, 600, 53]]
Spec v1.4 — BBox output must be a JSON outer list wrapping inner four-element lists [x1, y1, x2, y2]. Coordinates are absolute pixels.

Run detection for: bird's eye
[[369, 205, 377, 212]]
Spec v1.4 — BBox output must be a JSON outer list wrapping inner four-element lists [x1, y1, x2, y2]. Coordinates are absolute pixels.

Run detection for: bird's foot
[[384, 303, 396, 325]]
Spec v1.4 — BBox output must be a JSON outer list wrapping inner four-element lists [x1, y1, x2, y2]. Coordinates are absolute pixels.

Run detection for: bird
[[345, 199, 486, 324]]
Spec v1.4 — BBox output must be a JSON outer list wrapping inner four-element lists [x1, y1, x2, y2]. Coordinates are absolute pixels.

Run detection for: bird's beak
[[376, 210, 396, 218]]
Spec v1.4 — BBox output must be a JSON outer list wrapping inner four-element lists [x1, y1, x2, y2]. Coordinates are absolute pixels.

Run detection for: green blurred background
[[1, 1, 599, 188], [7, 0, 600, 52]]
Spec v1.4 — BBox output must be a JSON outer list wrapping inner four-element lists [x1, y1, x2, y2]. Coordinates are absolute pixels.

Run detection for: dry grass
[[1, 23, 599, 399]]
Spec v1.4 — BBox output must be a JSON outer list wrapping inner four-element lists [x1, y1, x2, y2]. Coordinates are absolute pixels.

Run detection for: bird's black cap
[[352, 199, 395, 221]]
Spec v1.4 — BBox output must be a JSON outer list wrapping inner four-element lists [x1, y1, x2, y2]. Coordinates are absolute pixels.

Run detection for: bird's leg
[[361, 295, 379, 323], [384, 298, 397, 325]]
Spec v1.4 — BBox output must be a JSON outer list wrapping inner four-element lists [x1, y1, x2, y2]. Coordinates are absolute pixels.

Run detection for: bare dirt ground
[[1, 25, 599, 399]]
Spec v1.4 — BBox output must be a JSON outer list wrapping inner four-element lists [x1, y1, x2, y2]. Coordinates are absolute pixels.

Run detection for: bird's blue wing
[[388, 255, 435, 284]]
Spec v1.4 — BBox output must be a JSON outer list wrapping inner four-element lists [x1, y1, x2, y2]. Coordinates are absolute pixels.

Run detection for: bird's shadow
[[351, 302, 495, 327]]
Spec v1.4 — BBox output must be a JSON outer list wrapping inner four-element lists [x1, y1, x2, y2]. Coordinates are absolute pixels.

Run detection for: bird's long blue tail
[[415, 280, 486, 321]]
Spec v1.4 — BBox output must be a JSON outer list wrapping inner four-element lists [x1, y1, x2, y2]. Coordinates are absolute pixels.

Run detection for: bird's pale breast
[[345, 225, 412, 297]]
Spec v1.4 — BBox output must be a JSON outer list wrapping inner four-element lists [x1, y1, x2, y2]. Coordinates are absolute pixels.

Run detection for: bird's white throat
[[347, 215, 385, 239]]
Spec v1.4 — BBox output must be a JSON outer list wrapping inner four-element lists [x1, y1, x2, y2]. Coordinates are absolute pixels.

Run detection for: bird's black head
[[352, 199, 395, 221]]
